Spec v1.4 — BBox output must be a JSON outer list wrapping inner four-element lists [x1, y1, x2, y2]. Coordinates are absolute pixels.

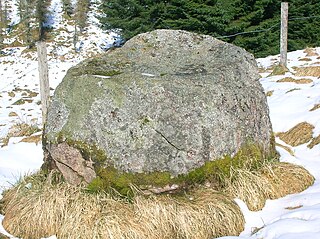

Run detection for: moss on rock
[[84, 142, 276, 196]]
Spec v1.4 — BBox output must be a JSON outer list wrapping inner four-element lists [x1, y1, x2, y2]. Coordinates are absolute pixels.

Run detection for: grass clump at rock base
[[87, 144, 276, 196], [1, 172, 244, 239], [0, 143, 314, 238]]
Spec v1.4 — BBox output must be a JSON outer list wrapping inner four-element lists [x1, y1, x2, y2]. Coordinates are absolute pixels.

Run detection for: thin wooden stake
[[37, 41, 50, 126], [280, 2, 288, 67]]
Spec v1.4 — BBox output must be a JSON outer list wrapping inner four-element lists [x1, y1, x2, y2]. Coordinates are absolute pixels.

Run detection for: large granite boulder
[[43, 29, 275, 188]]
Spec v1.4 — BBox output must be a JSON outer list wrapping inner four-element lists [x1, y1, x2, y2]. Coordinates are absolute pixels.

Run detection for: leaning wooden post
[[37, 41, 50, 126], [280, 2, 288, 67]]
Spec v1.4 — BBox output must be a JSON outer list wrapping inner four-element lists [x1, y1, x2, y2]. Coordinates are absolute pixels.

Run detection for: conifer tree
[[75, 0, 90, 32], [36, 0, 49, 41], [0, 0, 3, 47], [99, 0, 320, 57], [62, 0, 73, 17]]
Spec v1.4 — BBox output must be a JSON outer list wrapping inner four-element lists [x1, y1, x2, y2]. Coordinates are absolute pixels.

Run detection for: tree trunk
[[280, 2, 288, 67]]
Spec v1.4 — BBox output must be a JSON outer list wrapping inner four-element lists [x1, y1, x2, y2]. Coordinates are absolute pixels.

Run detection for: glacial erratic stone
[[43, 29, 274, 186]]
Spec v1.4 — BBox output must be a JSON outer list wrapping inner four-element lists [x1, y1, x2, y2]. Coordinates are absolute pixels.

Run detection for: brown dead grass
[[20, 134, 42, 145], [1, 123, 41, 147], [1, 173, 244, 239], [8, 112, 18, 117], [294, 66, 320, 77], [285, 205, 303, 210], [264, 163, 314, 198], [310, 104, 320, 112], [308, 134, 320, 149], [1, 154, 315, 237], [0, 232, 10, 239], [303, 48, 318, 57], [269, 64, 289, 76], [225, 168, 273, 211], [266, 91, 274, 97], [277, 122, 314, 147], [285, 88, 301, 94], [226, 162, 314, 211], [275, 143, 295, 156], [277, 77, 313, 84], [298, 57, 312, 62]]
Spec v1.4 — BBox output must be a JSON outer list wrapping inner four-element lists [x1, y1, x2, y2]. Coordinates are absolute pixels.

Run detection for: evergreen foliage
[[17, 0, 36, 45], [75, 0, 90, 31], [62, 0, 73, 17], [36, 0, 50, 41], [0, 0, 3, 47], [100, 0, 320, 57]]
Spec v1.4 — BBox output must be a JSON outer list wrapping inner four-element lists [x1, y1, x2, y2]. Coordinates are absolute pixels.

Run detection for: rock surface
[[44, 29, 274, 184]]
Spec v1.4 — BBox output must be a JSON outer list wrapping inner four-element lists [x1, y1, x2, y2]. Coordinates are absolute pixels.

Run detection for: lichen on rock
[[43, 29, 275, 191]]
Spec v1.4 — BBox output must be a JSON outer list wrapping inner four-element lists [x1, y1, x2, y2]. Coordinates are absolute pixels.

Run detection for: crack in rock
[[154, 128, 185, 152]]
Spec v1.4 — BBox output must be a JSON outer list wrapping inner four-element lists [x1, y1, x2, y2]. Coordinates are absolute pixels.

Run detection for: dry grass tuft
[[225, 168, 274, 211], [277, 77, 313, 84], [310, 104, 320, 112], [285, 205, 303, 210], [275, 143, 295, 156], [0, 232, 10, 239], [19, 134, 42, 145], [0, 123, 40, 147], [277, 122, 314, 147], [1, 173, 244, 239], [226, 162, 314, 211], [294, 66, 320, 77], [268, 64, 289, 76], [8, 112, 18, 117], [7, 123, 40, 138], [285, 88, 301, 94], [308, 134, 320, 149], [266, 90, 274, 97], [298, 57, 312, 62], [263, 162, 314, 198], [303, 48, 318, 57]]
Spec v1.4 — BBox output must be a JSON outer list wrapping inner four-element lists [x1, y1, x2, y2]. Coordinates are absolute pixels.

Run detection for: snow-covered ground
[[218, 49, 320, 239]]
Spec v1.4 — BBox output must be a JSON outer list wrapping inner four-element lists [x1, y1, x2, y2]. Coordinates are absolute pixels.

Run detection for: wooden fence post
[[37, 41, 50, 126], [280, 2, 288, 67]]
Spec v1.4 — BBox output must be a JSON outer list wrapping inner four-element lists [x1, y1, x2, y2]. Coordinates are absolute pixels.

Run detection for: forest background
[[0, 0, 319, 58], [101, 0, 320, 57]]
